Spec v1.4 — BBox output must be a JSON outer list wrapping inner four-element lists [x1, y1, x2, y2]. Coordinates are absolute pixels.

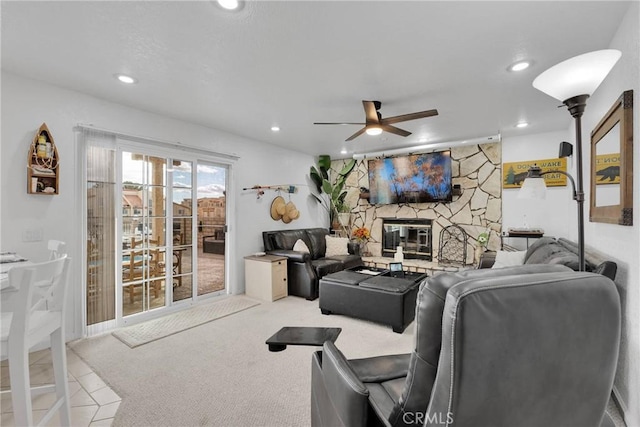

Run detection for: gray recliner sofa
[[479, 236, 618, 280], [311, 264, 621, 426], [263, 228, 362, 300]]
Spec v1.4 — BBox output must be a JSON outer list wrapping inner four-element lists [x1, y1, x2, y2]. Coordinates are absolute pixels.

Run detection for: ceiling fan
[[314, 100, 438, 141]]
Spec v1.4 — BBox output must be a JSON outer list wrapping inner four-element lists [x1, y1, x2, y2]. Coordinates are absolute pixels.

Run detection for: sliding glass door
[[121, 152, 170, 316], [196, 162, 227, 297], [86, 139, 229, 329]]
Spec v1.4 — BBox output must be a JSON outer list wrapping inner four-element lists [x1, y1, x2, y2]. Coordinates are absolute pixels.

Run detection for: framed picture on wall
[[502, 157, 568, 189]]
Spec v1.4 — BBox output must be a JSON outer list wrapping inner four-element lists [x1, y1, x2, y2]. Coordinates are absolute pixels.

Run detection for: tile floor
[[1, 347, 120, 426]]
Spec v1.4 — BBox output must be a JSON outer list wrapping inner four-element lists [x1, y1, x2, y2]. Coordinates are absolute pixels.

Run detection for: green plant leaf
[[339, 159, 356, 177], [318, 155, 331, 171], [310, 166, 323, 193], [321, 179, 333, 195]]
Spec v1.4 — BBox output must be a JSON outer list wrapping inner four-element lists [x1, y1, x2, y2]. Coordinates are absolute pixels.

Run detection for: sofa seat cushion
[[359, 276, 416, 293], [325, 254, 362, 269], [312, 258, 344, 277], [321, 270, 369, 286]]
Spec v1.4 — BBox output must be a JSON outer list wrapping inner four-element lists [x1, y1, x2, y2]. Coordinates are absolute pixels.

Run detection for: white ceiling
[[1, 1, 631, 159]]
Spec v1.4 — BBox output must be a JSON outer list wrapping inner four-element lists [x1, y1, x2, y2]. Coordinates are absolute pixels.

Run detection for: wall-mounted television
[[368, 151, 452, 204]]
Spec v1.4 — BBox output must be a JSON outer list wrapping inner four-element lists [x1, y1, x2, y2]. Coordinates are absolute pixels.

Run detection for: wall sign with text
[[594, 153, 620, 185], [502, 158, 568, 189]]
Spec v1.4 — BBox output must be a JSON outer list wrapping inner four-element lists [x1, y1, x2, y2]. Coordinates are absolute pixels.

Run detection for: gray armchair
[[311, 264, 621, 427]]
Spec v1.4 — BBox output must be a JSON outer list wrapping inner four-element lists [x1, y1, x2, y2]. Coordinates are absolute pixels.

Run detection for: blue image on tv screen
[[367, 151, 452, 204]]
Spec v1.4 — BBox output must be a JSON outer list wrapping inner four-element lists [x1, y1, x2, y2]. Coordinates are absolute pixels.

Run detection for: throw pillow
[[293, 239, 310, 254], [491, 250, 526, 269], [325, 236, 349, 257]]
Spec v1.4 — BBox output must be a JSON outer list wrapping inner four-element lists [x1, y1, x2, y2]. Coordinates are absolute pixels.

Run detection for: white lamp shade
[[532, 49, 621, 101], [518, 177, 547, 200], [365, 127, 383, 136]]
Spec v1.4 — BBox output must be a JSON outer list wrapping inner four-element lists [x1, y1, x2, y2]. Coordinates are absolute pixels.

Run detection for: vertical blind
[[85, 131, 116, 325]]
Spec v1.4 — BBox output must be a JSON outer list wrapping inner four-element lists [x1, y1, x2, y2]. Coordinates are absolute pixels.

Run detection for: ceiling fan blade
[[381, 109, 439, 125], [381, 124, 411, 137], [346, 127, 368, 141], [363, 101, 380, 124], [314, 122, 365, 125]]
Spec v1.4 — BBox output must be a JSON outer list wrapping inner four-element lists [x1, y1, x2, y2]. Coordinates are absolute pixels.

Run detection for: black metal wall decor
[[438, 224, 468, 265]]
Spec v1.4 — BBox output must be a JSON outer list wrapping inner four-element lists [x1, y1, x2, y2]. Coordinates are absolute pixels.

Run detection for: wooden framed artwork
[[590, 90, 633, 225]]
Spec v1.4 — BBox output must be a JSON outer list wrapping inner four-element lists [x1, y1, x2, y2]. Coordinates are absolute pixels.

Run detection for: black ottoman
[[319, 271, 426, 333]]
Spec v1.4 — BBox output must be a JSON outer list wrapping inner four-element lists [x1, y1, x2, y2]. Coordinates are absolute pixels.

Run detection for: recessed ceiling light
[[509, 61, 531, 72], [340, 148, 347, 155], [271, 126, 280, 132], [365, 127, 383, 136], [217, 0, 240, 10], [114, 74, 137, 84], [516, 122, 529, 128]]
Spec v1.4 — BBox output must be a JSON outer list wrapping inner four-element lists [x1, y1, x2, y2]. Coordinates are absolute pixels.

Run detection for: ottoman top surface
[[322, 270, 369, 285], [359, 276, 417, 293]]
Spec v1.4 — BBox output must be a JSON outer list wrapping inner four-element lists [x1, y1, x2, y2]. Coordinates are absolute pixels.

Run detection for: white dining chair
[[47, 239, 66, 260], [0, 256, 72, 426]]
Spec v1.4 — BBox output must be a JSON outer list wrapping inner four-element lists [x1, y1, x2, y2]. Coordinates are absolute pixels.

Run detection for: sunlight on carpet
[[112, 295, 260, 348]]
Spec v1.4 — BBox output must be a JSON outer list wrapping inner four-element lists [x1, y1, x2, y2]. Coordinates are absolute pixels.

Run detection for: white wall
[[581, 3, 639, 424], [503, 4, 639, 423], [501, 130, 572, 249], [1, 72, 326, 339]]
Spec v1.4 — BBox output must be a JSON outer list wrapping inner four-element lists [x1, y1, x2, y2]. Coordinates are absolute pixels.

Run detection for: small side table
[[245, 254, 287, 302], [266, 326, 342, 352], [501, 231, 544, 249]]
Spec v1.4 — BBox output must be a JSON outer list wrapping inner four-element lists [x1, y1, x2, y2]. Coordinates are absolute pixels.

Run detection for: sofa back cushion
[[273, 230, 311, 252], [388, 264, 573, 424], [263, 228, 330, 260], [525, 238, 580, 270], [306, 228, 330, 259]]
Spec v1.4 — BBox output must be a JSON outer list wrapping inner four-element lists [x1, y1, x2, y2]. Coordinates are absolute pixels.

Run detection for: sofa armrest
[[318, 341, 369, 426], [266, 249, 310, 263], [348, 353, 411, 382]]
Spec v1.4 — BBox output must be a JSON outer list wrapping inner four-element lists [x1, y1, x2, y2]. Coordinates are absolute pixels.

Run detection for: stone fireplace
[[381, 218, 433, 260], [331, 142, 503, 264]]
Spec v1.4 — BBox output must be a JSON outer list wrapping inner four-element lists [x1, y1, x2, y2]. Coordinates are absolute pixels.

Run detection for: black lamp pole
[[562, 94, 588, 272]]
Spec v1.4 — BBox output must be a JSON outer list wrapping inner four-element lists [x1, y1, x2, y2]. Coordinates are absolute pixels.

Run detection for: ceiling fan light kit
[[314, 100, 438, 141]]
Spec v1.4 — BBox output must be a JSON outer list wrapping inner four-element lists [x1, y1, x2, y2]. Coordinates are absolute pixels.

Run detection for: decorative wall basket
[[270, 196, 300, 223]]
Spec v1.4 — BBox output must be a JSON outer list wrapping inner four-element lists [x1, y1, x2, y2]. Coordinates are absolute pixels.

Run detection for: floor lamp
[[522, 49, 621, 271]]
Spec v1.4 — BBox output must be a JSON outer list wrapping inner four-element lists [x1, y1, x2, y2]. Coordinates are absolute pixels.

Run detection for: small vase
[[358, 241, 367, 257]]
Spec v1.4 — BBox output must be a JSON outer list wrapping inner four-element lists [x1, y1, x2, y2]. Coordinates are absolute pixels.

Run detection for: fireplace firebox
[[381, 218, 433, 260]]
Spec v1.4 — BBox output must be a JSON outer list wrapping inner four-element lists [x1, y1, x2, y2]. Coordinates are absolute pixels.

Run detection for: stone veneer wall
[[332, 142, 502, 264]]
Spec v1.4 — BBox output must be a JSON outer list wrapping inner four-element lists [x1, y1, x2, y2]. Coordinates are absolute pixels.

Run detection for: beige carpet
[[69, 295, 414, 426], [112, 295, 260, 348]]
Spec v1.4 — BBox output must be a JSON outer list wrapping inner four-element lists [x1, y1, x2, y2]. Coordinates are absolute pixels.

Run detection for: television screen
[[368, 151, 452, 204]]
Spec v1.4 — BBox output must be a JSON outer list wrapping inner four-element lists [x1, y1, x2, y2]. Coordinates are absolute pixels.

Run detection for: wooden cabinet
[[27, 123, 59, 195], [244, 255, 287, 302]]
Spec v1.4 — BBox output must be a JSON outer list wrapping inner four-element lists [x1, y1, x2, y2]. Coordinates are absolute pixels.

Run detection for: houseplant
[[310, 155, 356, 229], [475, 229, 489, 262]]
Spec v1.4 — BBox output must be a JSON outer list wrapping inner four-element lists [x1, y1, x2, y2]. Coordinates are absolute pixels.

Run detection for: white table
[[1, 253, 30, 291]]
